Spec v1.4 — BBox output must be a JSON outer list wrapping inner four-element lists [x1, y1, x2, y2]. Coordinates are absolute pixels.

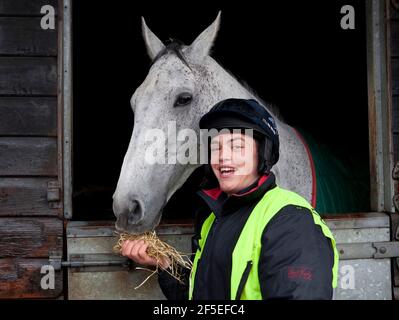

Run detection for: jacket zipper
[[235, 260, 253, 300]]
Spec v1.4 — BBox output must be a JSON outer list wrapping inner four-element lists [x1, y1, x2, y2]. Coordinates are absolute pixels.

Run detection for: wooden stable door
[[0, 0, 64, 299]]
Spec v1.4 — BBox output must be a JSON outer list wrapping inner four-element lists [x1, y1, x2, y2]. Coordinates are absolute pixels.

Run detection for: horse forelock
[[151, 39, 190, 69]]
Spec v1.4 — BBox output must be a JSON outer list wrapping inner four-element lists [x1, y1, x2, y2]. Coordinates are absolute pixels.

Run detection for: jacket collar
[[197, 172, 277, 217]]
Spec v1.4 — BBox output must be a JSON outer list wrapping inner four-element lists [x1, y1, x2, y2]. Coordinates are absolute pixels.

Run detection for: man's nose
[[219, 145, 232, 162]]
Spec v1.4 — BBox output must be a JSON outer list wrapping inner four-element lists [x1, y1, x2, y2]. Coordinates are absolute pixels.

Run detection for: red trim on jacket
[[232, 175, 268, 197], [202, 188, 223, 200], [202, 174, 269, 200]]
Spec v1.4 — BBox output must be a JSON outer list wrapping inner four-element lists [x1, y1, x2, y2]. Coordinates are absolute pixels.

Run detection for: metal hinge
[[49, 251, 132, 272], [49, 250, 62, 270], [47, 181, 61, 209], [338, 241, 399, 260]]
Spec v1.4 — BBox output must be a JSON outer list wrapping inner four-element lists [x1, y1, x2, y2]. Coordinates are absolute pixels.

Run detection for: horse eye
[[174, 92, 193, 107]]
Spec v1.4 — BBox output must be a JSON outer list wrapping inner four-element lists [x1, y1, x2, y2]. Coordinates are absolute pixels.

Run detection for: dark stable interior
[[72, 0, 370, 222]]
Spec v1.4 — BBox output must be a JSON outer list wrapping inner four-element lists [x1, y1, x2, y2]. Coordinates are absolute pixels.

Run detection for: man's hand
[[121, 239, 170, 269]]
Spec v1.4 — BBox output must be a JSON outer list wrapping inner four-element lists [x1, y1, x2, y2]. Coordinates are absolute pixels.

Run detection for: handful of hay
[[113, 231, 193, 289]]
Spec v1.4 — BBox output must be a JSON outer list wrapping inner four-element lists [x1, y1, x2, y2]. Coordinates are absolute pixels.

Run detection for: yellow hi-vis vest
[[189, 186, 339, 300]]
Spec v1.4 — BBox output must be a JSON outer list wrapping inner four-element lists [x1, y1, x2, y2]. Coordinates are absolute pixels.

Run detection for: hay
[[114, 231, 192, 289]]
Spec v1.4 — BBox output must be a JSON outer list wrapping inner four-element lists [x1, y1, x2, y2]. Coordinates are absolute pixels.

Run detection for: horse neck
[[204, 56, 253, 100]]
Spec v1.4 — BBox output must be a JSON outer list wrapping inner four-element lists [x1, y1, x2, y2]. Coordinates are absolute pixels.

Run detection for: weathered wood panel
[[0, 57, 57, 96], [0, 258, 62, 299], [0, 0, 63, 301], [0, 178, 60, 217], [0, 97, 57, 136], [0, 0, 58, 16], [392, 20, 399, 58], [67, 222, 192, 300], [0, 217, 62, 258], [0, 17, 57, 56], [0, 137, 57, 176]]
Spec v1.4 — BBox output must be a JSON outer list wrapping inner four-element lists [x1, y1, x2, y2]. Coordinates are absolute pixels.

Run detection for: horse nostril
[[127, 200, 143, 225]]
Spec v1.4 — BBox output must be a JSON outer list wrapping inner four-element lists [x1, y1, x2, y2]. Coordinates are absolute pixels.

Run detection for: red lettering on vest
[[287, 267, 313, 281]]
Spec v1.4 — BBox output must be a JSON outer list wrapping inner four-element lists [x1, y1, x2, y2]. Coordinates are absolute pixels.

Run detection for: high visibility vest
[[189, 186, 339, 300]]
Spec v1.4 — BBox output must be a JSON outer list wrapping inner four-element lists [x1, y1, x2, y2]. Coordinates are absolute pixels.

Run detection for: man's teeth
[[220, 167, 236, 173]]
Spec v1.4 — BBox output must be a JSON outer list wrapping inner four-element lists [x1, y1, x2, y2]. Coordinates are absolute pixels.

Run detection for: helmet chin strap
[[258, 161, 272, 175], [256, 135, 271, 174]]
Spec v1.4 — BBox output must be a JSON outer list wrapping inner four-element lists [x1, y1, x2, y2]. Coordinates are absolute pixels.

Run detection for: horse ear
[[185, 11, 221, 64], [141, 17, 165, 60]]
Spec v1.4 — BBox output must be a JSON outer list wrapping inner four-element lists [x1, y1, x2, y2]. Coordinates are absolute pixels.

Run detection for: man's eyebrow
[[211, 137, 245, 146]]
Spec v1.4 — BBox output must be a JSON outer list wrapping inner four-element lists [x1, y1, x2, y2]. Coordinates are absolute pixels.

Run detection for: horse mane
[[211, 56, 283, 122], [151, 39, 283, 122]]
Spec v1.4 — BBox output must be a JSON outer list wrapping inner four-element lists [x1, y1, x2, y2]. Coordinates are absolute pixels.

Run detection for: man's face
[[210, 132, 260, 194]]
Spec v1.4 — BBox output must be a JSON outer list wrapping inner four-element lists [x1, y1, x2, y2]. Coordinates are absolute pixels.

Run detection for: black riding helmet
[[199, 98, 280, 174]]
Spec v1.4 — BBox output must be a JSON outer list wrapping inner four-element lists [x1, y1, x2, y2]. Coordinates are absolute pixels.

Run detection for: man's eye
[[232, 145, 243, 150]]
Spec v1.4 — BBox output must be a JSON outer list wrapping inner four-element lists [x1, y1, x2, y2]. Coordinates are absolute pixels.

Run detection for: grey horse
[[112, 12, 313, 234]]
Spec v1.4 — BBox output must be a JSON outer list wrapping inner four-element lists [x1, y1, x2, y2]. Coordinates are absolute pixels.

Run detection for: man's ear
[[142, 17, 166, 60], [184, 11, 221, 64]]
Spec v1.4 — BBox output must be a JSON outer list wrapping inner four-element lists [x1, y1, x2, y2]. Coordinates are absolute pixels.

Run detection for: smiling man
[[122, 98, 339, 300]]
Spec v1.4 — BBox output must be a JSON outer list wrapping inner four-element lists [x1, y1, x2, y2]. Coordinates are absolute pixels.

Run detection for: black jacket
[[158, 172, 334, 300]]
